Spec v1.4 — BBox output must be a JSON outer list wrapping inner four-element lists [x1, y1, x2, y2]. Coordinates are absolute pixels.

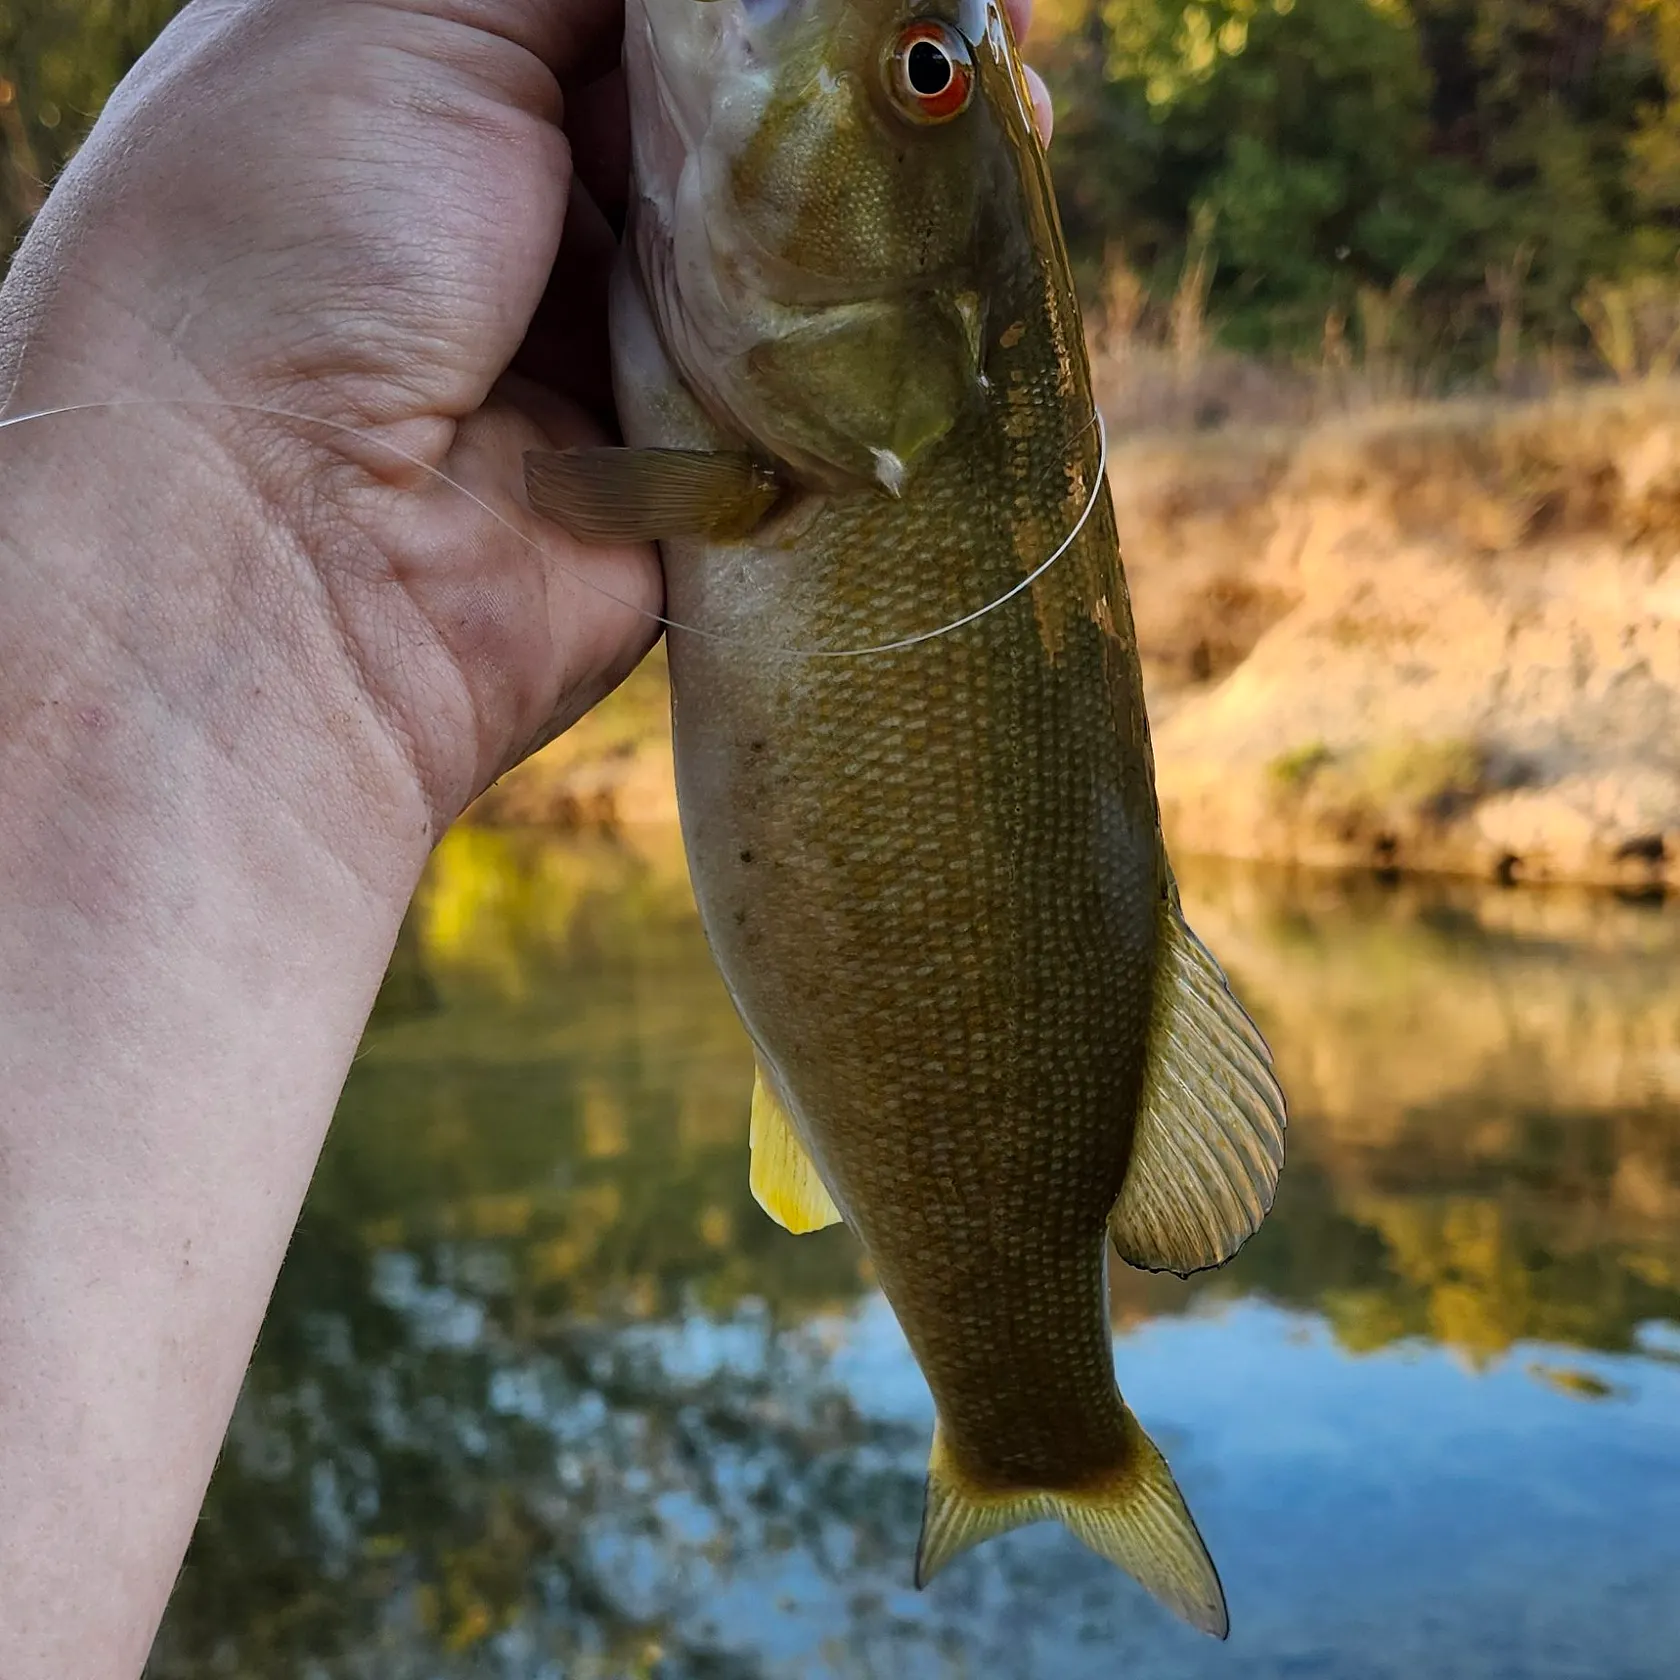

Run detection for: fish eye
[[885, 21, 975, 125]]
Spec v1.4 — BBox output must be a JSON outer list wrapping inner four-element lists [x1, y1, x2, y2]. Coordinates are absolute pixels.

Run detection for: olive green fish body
[[660, 378, 1160, 1498], [530, 0, 1289, 1632]]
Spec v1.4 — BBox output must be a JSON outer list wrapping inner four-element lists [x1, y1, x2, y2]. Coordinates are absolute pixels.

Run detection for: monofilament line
[[0, 396, 1107, 660]]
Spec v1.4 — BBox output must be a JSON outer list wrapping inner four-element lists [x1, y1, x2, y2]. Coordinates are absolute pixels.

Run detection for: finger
[[384, 0, 625, 79], [1024, 64, 1053, 146], [1005, 0, 1033, 44], [432, 382, 663, 782]]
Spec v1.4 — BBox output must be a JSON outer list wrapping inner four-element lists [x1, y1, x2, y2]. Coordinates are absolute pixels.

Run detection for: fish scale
[[526, 0, 1287, 1635], [671, 457, 1155, 1477]]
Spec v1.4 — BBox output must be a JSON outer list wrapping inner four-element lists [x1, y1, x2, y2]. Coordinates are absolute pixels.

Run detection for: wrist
[[0, 394, 436, 1680], [0, 390, 437, 915]]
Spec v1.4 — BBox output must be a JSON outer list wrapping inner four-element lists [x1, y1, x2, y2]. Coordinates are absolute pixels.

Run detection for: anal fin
[[915, 1408, 1228, 1638], [748, 1064, 842, 1234], [1110, 885, 1288, 1277]]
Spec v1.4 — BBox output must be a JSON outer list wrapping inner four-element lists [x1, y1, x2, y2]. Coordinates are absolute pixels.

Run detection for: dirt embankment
[[474, 383, 1680, 890], [1118, 382, 1680, 890]]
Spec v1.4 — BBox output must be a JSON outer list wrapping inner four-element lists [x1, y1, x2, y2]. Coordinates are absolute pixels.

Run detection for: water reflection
[[1181, 867, 1680, 1363], [147, 831, 1680, 1678]]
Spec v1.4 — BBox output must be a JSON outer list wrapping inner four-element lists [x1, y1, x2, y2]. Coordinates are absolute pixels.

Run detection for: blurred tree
[[0, 0, 185, 248], [1620, 0, 1680, 215], [4, 0, 1677, 375], [1043, 0, 1680, 367]]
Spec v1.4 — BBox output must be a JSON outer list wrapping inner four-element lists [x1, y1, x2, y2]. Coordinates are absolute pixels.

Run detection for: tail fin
[[914, 1406, 1228, 1638]]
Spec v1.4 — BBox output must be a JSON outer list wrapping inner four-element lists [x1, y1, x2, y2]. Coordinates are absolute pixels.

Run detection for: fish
[[525, 0, 1287, 1637]]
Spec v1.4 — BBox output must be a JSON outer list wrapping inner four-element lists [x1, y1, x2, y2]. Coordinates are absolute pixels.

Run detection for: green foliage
[[1046, 0, 1680, 369], [1266, 739, 1335, 792], [4, 0, 1676, 376], [1626, 0, 1680, 209]]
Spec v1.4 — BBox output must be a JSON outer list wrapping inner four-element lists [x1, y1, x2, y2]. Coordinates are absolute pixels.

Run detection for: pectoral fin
[[524, 447, 780, 542], [1109, 887, 1288, 1277], [915, 1408, 1228, 1638], [748, 1065, 842, 1234]]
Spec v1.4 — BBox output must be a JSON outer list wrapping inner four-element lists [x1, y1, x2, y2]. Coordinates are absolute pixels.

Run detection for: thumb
[[423, 377, 664, 799]]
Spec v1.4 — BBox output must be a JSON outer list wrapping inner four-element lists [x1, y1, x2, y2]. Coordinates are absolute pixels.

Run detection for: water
[[146, 828, 1680, 1679]]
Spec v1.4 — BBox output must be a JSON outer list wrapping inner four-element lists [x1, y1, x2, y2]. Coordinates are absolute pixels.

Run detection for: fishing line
[[0, 395, 1106, 660]]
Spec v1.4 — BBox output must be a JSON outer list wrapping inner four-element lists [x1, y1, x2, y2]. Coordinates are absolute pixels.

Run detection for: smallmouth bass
[[527, 0, 1286, 1635]]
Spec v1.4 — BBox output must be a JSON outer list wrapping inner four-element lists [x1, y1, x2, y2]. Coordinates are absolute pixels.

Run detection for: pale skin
[[0, 1, 1051, 1673]]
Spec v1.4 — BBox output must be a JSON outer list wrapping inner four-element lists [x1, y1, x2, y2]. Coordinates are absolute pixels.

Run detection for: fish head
[[623, 0, 1048, 495]]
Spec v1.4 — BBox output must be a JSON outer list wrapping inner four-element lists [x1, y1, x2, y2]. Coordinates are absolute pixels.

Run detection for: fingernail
[[1024, 65, 1053, 146]]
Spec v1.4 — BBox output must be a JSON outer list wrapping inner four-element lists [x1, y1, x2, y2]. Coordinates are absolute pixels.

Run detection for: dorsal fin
[[1109, 886, 1288, 1277], [748, 1064, 843, 1234]]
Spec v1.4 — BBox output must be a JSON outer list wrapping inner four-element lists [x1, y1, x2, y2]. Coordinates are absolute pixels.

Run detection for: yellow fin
[[524, 446, 780, 543], [748, 1066, 842, 1234], [1109, 886, 1288, 1277], [915, 1409, 1229, 1638]]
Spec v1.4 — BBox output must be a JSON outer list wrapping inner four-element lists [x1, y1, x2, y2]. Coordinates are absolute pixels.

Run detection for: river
[[145, 827, 1680, 1679]]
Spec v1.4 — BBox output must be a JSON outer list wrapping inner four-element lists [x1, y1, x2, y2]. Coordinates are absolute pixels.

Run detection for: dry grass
[[1113, 379, 1680, 561], [1087, 241, 1448, 439], [1089, 236, 1680, 444], [1111, 375, 1680, 757], [1281, 382, 1680, 556]]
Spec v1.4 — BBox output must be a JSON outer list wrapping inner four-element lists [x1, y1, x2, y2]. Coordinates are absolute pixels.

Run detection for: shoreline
[[471, 382, 1680, 893]]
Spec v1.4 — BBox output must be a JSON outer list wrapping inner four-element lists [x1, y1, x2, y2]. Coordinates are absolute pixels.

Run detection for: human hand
[[0, 15, 666, 1675], [0, 0, 1055, 847], [3, 0, 663, 847]]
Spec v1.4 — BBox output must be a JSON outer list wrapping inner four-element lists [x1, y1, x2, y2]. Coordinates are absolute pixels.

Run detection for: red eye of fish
[[886, 21, 974, 125]]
